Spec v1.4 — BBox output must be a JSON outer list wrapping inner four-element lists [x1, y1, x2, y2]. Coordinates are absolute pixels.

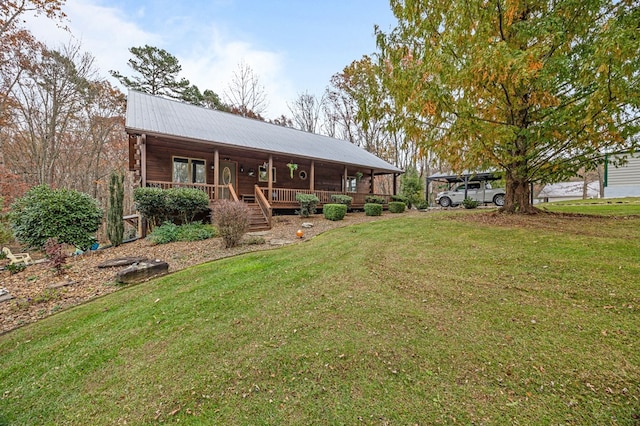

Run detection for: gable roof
[[125, 91, 402, 174]]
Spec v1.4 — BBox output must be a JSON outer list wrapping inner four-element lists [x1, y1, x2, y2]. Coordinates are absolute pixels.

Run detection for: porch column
[[370, 169, 374, 194], [393, 174, 398, 195], [140, 134, 147, 187], [343, 165, 348, 192], [310, 161, 315, 191], [268, 155, 273, 202], [213, 150, 219, 199]]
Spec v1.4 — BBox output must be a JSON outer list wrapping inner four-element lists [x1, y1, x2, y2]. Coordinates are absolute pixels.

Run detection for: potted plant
[[287, 162, 298, 179]]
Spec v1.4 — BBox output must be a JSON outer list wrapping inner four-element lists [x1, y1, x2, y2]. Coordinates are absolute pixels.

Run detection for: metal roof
[[125, 91, 403, 174], [427, 170, 503, 183]]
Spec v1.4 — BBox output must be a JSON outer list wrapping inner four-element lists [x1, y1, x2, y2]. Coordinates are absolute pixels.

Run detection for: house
[[604, 154, 640, 198], [125, 91, 403, 230], [536, 181, 600, 202]]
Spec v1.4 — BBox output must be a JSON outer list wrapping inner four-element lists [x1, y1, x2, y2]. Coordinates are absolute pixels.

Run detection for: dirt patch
[[1, 211, 415, 334]]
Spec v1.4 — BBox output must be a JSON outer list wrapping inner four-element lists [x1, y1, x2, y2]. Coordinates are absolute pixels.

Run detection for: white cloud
[[179, 26, 295, 118], [23, 0, 296, 119]]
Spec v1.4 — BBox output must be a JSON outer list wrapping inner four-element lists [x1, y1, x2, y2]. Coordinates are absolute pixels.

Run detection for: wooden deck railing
[[146, 181, 238, 201], [260, 188, 392, 207]]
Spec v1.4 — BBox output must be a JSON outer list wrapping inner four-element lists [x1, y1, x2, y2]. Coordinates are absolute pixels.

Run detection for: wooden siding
[[141, 135, 376, 199]]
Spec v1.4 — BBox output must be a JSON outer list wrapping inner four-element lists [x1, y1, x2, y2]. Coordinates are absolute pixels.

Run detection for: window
[[345, 177, 357, 193], [173, 157, 206, 183]]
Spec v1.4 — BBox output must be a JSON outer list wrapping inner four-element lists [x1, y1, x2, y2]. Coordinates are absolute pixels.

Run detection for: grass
[[1, 209, 639, 424], [541, 196, 640, 215]]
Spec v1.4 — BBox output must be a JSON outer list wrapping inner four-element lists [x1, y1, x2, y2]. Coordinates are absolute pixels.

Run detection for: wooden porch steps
[[209, 201, 270, 232], [246, 203, 270, 231]]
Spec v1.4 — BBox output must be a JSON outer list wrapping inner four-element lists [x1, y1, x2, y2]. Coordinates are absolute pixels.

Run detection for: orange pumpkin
[[296, 229, 304, 238]]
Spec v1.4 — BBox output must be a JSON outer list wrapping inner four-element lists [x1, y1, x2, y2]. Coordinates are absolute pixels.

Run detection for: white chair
[[2, 247, 33, 265]]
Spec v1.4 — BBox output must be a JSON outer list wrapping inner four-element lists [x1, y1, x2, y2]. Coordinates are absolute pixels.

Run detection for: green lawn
[[1, 209, 639, 425], [541, 197, 640, 215]]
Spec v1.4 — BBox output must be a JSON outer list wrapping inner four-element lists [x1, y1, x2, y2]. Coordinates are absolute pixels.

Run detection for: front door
[[218, 161, 237, 199]]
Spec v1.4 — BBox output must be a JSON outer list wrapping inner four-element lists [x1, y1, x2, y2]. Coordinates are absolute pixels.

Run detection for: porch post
[[213, 150, 219, 199], [310, 161, 315, 191], [268, 155, 273, 202], [393, 174, 398, 195], [140, 134, 147, 187], [370, 169, 374, 194], [343, 165, 348, 192]]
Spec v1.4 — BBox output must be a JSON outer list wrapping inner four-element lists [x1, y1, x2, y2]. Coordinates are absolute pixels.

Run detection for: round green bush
[[388, 201, 406, 213], [323, 203, 347, 221], [9, 185, 102, 250], [364, 203, 382, 216]]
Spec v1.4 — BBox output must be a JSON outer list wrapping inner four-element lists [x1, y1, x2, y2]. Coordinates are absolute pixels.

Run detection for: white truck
[[436, 181, 505, 207]]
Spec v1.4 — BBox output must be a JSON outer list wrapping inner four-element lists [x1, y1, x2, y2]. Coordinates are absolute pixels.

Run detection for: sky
[[25, 0, 398, 119]]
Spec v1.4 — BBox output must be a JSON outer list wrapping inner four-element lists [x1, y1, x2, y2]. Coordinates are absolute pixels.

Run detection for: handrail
[[228, 184, 239, 202], [254, 184, 272, 228]]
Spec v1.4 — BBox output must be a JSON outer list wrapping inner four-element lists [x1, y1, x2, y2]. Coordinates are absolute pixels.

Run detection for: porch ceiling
[[126, 90, 403, 175]]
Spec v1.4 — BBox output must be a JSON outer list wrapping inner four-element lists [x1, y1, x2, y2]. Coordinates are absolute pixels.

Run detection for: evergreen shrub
[[323, 204, 347, 221], [388, 201, 406, 213], [295, 193, 320, 217], [364, 203, 383, 216]]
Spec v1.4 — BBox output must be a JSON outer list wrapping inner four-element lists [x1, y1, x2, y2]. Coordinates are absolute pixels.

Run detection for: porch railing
[[260, 188, 392, 207], [146, 181, 236, 200]]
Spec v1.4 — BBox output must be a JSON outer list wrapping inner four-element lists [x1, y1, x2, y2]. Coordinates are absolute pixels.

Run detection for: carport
[[426, 171, 504, 206]]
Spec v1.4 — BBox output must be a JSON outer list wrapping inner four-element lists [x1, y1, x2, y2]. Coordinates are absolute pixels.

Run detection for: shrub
[[176, 222, 217, 241], [364, 203, 383, 216], [388, 201, 406, 213], [166, 187, 210, 223], [323, 204, 347, 221], [295, 193, 319, 218], [5, 263, 26, 275], [133, 187, 169, 229], [364, 195, 385, 204], [44, 238, 67, 275], [9, 185, 102, 250], [0, 199, 13, 245], [148, 222, 179, 245], [147, 222, 217, 245], [134, 187, 211, 228], [400, 166, 424, 209], [107, 171, 125, 247], [244, 235, 266, 245], [391, 195, 409, 204], [463, 197, 479, 209], [215, 200, 249, 248], [330, 194, 353, 209], [414, 199, 430, 210]]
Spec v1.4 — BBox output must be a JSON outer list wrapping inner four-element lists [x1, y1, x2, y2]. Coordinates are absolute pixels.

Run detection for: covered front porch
[[146, 180, 393, 230]]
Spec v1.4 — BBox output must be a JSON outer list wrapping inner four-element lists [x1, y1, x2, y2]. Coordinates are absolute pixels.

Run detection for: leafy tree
[[9, 185, 102, 250], [377, 0, 640, 213], [107, 170, 124, 247]]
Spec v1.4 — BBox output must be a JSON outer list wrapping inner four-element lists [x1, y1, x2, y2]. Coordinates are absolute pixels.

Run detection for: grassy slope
[[1, 210, 639, 425]]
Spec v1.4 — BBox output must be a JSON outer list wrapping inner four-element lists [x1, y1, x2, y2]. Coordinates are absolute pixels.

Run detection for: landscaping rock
[[301, 222, 314, 228], [116, 259, 169, 284], [98, 257, 149, 268], [270, 239, 294, 246], [0, 288, 13, 304]]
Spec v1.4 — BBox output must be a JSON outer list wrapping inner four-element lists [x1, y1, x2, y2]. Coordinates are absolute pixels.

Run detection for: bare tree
[[223, 60, 268, 117], [287, 91, 325, 133], [4, 41, 126, 199]]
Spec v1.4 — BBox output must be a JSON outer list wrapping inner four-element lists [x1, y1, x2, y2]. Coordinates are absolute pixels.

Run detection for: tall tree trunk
[[503, 169, 536, 214]]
